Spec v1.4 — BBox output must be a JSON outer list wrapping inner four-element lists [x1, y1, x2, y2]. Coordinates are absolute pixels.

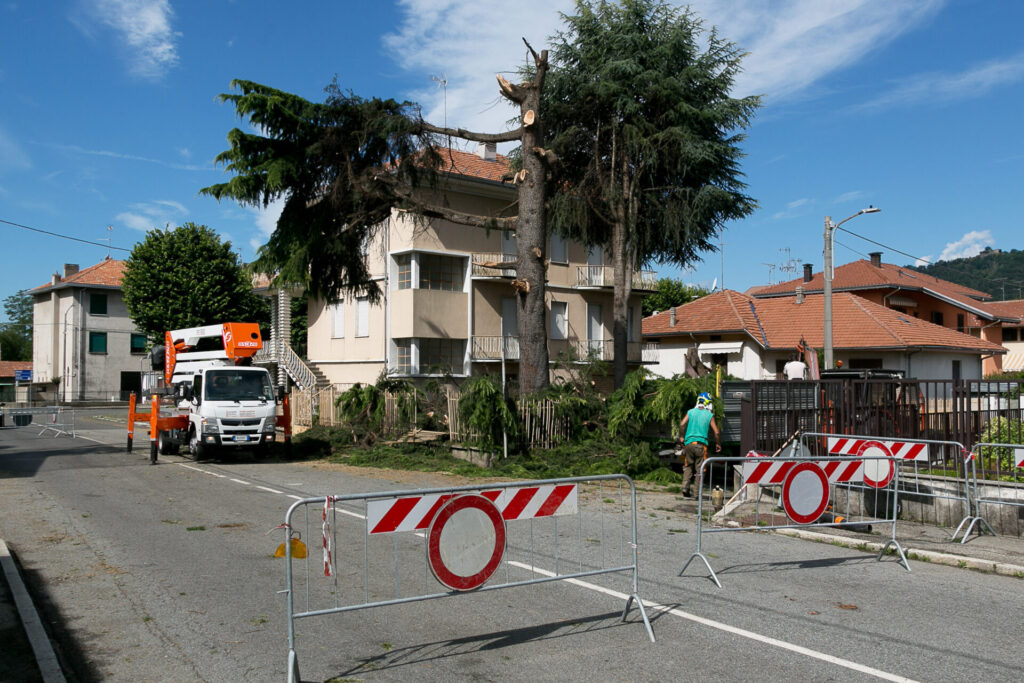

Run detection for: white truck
[[128, 322, 290, 462]]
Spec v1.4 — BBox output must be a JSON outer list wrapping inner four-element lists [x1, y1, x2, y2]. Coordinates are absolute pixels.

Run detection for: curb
[[0, 538, 66, 682], [775, 528, 1024, 578]]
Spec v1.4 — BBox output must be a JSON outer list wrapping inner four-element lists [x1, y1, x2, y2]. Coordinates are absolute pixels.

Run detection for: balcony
[[575, 266, 657, 291], [471, 253, 516, 279], [474, 337, 658, 364], [472, 335, 520, 361]]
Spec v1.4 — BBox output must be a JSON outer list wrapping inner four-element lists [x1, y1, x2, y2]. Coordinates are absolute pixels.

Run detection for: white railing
[[471, 252, 517, 278], [575, 266, 657, 290], [471, 335, 521, 360]]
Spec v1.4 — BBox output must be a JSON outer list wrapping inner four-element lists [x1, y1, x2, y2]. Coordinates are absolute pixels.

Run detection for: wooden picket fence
[[446, 389, 570, 450], [290, 384, 416, 436]]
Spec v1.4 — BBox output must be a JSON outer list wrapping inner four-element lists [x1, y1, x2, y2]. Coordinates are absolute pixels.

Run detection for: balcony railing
[[473, 336, 658, 364], [575, 266, 657, 290], [471, 335, 521, 360], [471, 252, 517, 278]]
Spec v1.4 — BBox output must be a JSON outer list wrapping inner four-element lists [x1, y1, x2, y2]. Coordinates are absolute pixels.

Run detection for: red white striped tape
[[827, 437, 928, 461], [366, 484, 578, 535]]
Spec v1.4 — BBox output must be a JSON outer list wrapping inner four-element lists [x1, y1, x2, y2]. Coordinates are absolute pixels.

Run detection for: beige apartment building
[[303, 145, 658, 391]]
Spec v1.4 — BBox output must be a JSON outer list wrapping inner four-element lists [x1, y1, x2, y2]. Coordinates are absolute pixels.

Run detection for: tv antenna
[[761, 262, 777, 284], [99, 224, 113, 258], [431, 74, 448, 132], [778, 247, 802, 275]]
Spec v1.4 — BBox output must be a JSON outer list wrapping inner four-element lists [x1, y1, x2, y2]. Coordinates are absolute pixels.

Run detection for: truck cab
[[184, 365, 279, 459]]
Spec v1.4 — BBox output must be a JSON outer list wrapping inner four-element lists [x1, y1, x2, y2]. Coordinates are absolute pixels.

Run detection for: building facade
[[31, 259, 147, 401], [304, 145, 658, 391]]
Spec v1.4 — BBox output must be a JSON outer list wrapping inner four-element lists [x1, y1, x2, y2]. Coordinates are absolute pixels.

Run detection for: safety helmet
[[696, 392, 712, 408]]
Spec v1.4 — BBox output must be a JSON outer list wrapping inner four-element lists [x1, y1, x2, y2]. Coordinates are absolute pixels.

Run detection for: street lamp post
[[823, 207, 881, 369]]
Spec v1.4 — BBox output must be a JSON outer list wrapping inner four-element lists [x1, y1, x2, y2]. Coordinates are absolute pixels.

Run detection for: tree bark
[[502, 43, 551, 397], [611, 218, 633, 388]]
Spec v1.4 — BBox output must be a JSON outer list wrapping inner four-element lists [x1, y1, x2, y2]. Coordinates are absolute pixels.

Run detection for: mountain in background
[[910, 248, 1024, 301]]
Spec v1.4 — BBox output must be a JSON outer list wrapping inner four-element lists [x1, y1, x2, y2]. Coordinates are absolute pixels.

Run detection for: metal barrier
[[282, 474, 654, 682], [797, 433, 986, 544], [969, 442, 1024, 538], [680, 453, 910, 588], [1, 407, 75, 437]]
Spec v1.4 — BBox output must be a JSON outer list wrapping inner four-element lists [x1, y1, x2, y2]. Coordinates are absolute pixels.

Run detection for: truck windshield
[[205, 370, 273, 402]]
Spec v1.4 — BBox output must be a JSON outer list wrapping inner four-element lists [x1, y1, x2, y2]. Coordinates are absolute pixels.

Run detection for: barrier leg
[[149, 393, 159, 465], [287, 649, 300, 683], [679, 552, 722, 588], [678, 473, 722, 587], [622, 594, 656, 643], [127, 393, 136, 453]]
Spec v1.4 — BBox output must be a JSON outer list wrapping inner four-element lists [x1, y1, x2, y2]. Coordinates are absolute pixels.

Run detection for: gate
[[281, 474, 654, 682]]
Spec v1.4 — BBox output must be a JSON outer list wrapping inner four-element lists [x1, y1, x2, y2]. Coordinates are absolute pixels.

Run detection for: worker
[[678, 392, 721, 498], [784, 352, 808, 380]]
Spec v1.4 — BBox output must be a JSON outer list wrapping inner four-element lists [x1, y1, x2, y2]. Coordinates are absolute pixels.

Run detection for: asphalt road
[[1, 409, 1022, 682]]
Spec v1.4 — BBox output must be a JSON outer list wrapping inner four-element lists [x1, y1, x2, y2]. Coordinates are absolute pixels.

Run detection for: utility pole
[[824, 207, 881, 370]]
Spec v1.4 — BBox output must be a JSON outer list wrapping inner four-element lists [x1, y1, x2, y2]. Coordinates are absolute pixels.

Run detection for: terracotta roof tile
[[753, 259, 996, 316], [979, 299, 1024, 322], [32, 258, 126, 292], [436, 148, 511, 183], [644, 289, 1004, 354], [0, 361, 33, 377]]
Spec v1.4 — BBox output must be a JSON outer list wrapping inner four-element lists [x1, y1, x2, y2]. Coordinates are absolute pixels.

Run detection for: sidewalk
[[0, 538, 63, 682]]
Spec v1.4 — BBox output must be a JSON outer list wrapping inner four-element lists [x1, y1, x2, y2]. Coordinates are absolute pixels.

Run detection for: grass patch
[[186, 526, 206, 532]]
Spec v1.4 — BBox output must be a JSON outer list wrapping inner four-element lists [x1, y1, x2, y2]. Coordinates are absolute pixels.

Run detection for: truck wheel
[[188, 427, 205, 462], [158, 431, 178, 456]]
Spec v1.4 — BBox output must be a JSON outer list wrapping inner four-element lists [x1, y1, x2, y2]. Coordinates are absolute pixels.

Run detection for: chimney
[[669, 308, 677, 327], [63, 263, 79, 278], [795, 285, 805, 304], [869, 252, 882, 268], [476, 142, 497, 161], [803, 263, 813, 282]]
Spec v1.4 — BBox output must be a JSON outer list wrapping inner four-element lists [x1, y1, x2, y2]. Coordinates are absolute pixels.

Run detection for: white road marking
[[287, 495, 304, 501], [508, 561, 918, 683], [229, 478, 249, 485], [176, 464, 226, 478], [255, 485, 283, 494]]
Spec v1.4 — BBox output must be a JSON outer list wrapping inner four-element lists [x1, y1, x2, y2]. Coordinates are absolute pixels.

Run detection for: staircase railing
[[255, 339, 318, 391]]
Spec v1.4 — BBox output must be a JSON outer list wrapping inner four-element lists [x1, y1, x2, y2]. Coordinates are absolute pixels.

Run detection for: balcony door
[[502, 297, 519, 358], [587, 303, 604, 358], [587, 247, 604, 286]]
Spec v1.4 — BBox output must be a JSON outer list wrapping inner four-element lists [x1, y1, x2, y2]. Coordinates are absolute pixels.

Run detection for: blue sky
[[2, 0, 1023, 321]]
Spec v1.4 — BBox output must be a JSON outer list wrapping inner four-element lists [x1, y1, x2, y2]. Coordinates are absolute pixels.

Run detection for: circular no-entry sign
[[855, 440, 895, 488], [782, 462, 830, 525], [427, 494, 506, 591]]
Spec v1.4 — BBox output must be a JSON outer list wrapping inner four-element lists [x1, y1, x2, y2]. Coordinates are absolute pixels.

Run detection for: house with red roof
[[0, 360, 33, 402], [300, 143, 657, 391], [751, 251, 1017, 375], [31, 258, 149, 401], [983, 299, 1024, 372], [642, 288, 1004, 381]]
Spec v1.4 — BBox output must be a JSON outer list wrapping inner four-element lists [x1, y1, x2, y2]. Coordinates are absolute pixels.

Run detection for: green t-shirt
[[683, 406, 713, 445]]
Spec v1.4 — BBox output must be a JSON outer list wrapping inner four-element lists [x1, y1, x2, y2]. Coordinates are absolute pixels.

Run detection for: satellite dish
[[711, 277, 718, 291]]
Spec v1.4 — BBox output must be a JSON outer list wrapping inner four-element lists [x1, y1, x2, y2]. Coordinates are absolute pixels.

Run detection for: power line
[[0, 218, 132, 253]]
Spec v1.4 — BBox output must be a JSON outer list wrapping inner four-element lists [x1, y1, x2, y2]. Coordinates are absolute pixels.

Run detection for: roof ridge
[[846, 293, 904, 345]]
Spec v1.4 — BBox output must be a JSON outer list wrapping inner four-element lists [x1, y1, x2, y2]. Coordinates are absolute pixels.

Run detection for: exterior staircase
[[255, 340, 330, 392]]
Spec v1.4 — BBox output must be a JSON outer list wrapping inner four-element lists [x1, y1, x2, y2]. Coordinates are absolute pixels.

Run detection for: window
[[419, 338, 465, 374], [628, 306, 637, 342], [957, 314, 965, 333], [550, 301, 568, 340], [1003, 327, 1020, 342], [419, 254, 464, 291], [550, 233, 568, 263], [930, 311, 944, 326], [130, 333, 147, 354], [396, 254, 412, 290], [330, 300, 344, 338], [394, 339, 412, 374], [89, 331, 107, 353], [89, 293, 108, 315], [355, 296, 369, 337]]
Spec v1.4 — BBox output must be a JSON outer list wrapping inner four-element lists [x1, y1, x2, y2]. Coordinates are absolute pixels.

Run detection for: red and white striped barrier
[[742, 453, 864, 486], [827, 437, 928, 462], [366, 484, 578, 535]]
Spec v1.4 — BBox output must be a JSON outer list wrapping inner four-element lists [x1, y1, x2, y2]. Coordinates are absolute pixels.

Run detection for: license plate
[[234, 435, 250, 442]]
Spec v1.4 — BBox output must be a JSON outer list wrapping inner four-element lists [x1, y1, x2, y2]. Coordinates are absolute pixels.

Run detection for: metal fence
[[281, 475, 654, 681], [740, 378, 1023, 462], [0, 406, 75, 437], [970, 442, 1024, 538], [681, 453, 910, 588]]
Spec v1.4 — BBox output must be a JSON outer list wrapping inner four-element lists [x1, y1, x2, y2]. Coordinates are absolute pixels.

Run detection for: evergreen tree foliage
[[1, 289, 33, 361], [121, 223, 267, 342], [642, 278, 710, 316], [545, 0, 759, 386]]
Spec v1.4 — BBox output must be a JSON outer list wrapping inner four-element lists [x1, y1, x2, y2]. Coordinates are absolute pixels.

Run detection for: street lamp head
[[860, 206, 881, 215]]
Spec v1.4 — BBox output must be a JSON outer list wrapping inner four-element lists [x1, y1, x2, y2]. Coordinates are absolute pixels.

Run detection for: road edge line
[[0, 538, 67, 682]]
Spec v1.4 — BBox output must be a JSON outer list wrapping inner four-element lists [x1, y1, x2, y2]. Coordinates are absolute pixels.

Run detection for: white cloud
[[833, 190, 865, 204], [0, 126, 31, 170], [83, 0, 180, 80], [856, 51, 1024, 113], [772, 197, 812, 220], [47, 142, 207, 171], [383, 1, 945, 135], [938, 230, 994, 261], [915, 255, 933, 268], [116, 198, 188, 232], [247, 197, 284, 253]]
